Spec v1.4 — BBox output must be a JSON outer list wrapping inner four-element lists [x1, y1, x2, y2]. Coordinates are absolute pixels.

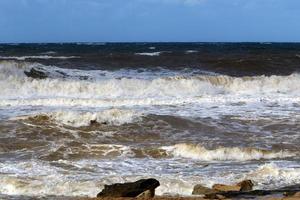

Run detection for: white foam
[[0, 55, 79, 60], [0, 158, 202, 197], [0, 160, 100, 197], [162, 143, 295, 161], [245, 163, 300, 189], [185, 50, 198, 54], [135, 52, 161, 56], [1, 61, 300, 110], [1, 159, 300, 197], [13, 109, 141, 127]]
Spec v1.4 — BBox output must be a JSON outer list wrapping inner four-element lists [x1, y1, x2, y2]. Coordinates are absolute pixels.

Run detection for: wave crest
[[1, 61, 300, 105], [246, 163, 300, 188], [13, 109, 141, 127], [162, 143, 295, 161], [0, 55, 79, 60]]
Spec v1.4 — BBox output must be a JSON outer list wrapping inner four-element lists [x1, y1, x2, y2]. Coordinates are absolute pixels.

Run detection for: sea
[[0, 42, 300, 199]]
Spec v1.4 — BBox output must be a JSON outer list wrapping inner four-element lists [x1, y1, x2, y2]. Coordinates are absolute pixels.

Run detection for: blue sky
[[0, 0, 300, 42]]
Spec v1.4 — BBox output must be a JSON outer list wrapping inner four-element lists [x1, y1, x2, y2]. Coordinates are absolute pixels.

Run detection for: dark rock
[[97, 178, 160, 198], [205, 190, 272, 199], [208, 186, 300, 199], [204, 193, 226, 199], [237, 180, 254, 192], [24, 68, 48, 79]]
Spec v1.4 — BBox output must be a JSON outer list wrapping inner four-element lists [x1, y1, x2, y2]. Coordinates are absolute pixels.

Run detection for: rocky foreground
[[75, 178, 300, 200]]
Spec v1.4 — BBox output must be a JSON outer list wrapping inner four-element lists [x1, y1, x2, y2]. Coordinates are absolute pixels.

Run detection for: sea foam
[[0, 55, 79, 60], [162, 143, 295, 161], [135, 52, 161, 56], [1, 61, 300, 108], [12, 109, 141, 127]]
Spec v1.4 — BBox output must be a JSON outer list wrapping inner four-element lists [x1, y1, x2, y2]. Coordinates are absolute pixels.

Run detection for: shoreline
[[77, 195, 296, 200]]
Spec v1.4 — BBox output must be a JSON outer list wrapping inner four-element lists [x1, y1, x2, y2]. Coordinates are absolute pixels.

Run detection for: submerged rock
[[24, 68, 48, 79], [97, 178, 160, 198]]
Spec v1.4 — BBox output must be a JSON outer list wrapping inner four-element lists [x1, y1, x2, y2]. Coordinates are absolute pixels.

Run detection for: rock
[[24, 68, 48, 79], [212, 180, 253, 192], [237, 180, 254, 192], [204, 193, 226, 199], [212, 184, 240, 192], [294, 192, 300, 197], [137, 189, 155, 198], [192, 184, 217, 195], [285, 191, 300, 197], [97, 178, 160, 198]]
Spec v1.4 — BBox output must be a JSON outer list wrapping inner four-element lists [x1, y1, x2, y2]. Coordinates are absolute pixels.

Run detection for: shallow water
[[1, 43, 300, 199]]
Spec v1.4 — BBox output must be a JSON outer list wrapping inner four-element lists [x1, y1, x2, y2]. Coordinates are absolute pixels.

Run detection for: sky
[[0, 0, 300, 43]]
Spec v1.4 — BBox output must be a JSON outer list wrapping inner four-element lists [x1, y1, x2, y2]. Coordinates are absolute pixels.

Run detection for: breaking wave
[[246, 163, 300, 188], [135, 52, 161, 56], [1, 160, 300, 197], [162, 143, 295, 161], [12, 109, 141, 127], [0, 55, 79, 60], [1, 60, 300, 107]]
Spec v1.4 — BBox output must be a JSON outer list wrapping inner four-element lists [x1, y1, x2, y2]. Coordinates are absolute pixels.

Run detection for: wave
[[0, 160, 194, 197], [245, 163, 300, 189], [0, 55, 79, 60], [12, 109, 141, 127], [162, 143, 295, 161], [135, 52, 161, 56], [1, 161, 300, 197], [185, 50, 198, 54], [1, 61, 300, 104], [0, 160, 100, 197]]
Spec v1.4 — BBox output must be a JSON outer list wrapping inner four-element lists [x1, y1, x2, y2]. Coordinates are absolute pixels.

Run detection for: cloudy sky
[[0, 0, 299, 42]]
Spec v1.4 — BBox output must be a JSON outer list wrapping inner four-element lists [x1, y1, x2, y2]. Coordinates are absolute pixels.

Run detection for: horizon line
[[1, 41, 300, 44]]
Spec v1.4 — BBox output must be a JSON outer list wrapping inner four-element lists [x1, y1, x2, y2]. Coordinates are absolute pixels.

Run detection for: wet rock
[[210, 188, 300, 199], [284, 191, 300, 197], [97, 178, 160, 198], [204, 193, 226, 199], [237, 180, 254, 192], [192, 185, 218, 195], [24, 68, 48, 79], [212, 184, 240, 192], [212, 180, 253, 192], [137, 189, 155, 198], [293, 192, 300, 197]]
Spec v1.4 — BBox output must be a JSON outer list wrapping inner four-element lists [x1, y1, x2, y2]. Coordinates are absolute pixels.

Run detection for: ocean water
[[1, 43, 300, 199]]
